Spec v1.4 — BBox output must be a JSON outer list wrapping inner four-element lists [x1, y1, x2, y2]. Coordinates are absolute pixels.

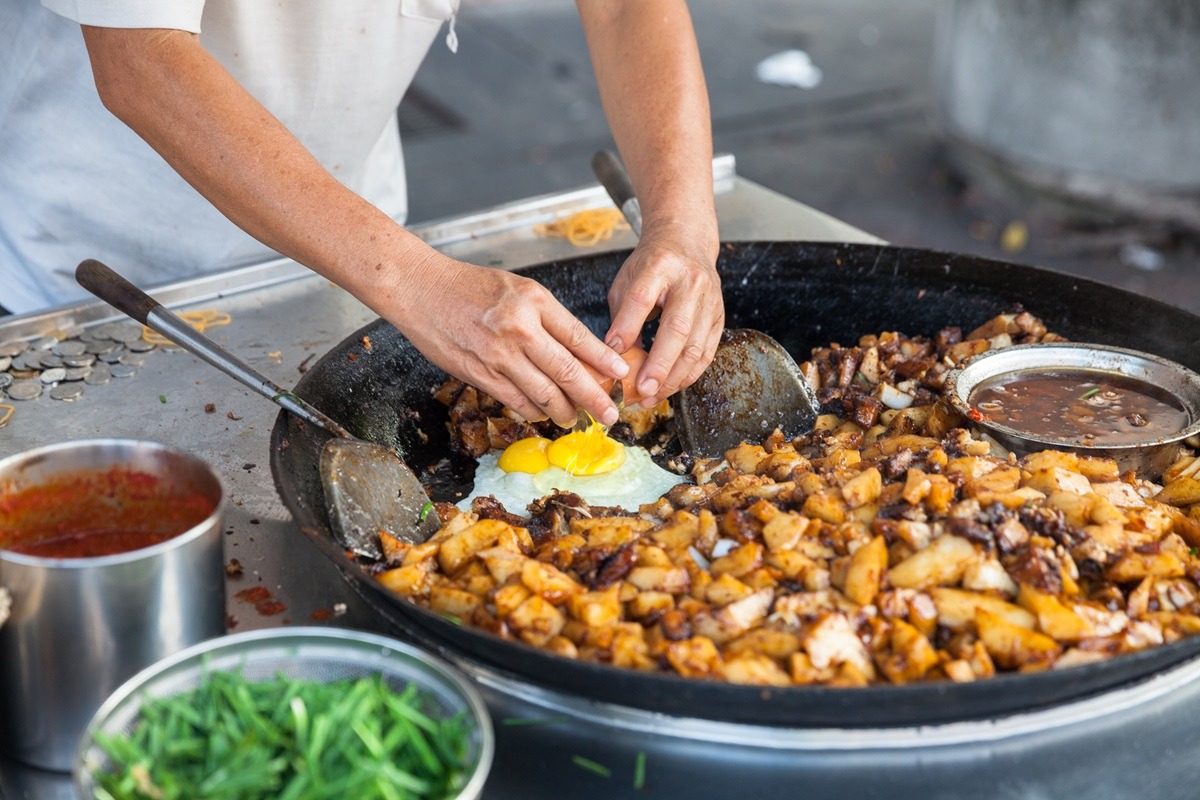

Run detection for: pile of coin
[[0, 321, 158, 405]]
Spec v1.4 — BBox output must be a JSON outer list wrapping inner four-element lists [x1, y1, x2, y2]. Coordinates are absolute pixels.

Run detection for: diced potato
[[379, 531, 410, 565], [943, 659, 976, 683], [521, 560, 584, 604], [1024, 467, 1092, 497], [667, 636, 725, 679], [802, 612, 875, 678], [945, 339, 990, 364], [876, 619, 939, 684], [1017, 585, 1091, 641], [377, 560, 434, 597], [636, 544, 674, 568], [476, 547, 527, 583], [841, 468, 882, 508], [627, 566, 691, 594], [402, 540, 440, 566], [723, 654, 791, 687], [976, 608, 1061, 670], [571, 516, 654, 538], [843, 535, 888, 606], [545, 636, 579, 659], [1156, 477, 1200, 508], [961, 557, 1018, 597], [724, 628, 802, 660], [965, 467, 1021, 497], [710, 542, 764, 578], [1024, 450, 1081, 474], [612, 630, 656, 670], [1091, 481, 1147, 509], [925, 476, 956, 515], [726, 442, 770, 474], [493, 582, 532, 618], [508, 595, 566, 646], [945, 457, 997, 482], [693, 588, 774, 643], [1078, 456, 1120, 483], [1046, 491, 1095, 529], [706, 573, 755, 606], [1106, 550, 1186, 582], [902, 469, 932, 505], [438, 519, 511, 574], [789, 652, 835, 685], [802, 490, 847, 524], [930, 587, 1036, 631], [628, 591, 675, 619], [650, 513, 701, 549], [762, 512, 809, 553], [887, 535, 978, 590], [429, 585, 482, 619]]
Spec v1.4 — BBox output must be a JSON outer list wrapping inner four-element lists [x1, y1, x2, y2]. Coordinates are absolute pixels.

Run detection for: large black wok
[[271, 241, 1200, 727]]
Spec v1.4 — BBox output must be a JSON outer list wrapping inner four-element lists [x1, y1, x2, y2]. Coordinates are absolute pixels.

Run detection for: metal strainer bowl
[[73, 627, 494, 800]]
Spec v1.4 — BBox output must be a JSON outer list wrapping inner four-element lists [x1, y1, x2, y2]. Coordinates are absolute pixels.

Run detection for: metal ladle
[[76, 260, 438, 559], [590, 151, 821, 458]]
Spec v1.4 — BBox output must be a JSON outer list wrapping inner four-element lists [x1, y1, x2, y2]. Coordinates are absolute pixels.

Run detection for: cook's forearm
[[81, 26, 432, 307], [577, 0, 718, 251]]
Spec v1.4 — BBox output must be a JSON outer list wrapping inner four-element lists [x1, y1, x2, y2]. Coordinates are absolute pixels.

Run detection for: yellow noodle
[[534, 208, 629, 247]]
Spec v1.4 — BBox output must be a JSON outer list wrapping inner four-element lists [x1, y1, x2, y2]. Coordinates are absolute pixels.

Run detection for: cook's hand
[[395, 257, 629, 428], [605, 225, 723, 407]]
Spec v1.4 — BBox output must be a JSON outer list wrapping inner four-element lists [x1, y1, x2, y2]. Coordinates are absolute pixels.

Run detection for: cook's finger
[[482, 374, 549, 424], [605, 270, 665, 356], [682, 316, 725, 390], [544, 306, 630, 383], [651, 302, 718, 404], [503, 356, 581, 428], [523, 335, 618, 427], [637, 293, 701, 406]]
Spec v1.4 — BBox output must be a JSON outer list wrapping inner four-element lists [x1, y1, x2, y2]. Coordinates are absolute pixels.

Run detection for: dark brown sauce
[[7, 529, 176, 558], [969, 368, 1188, 446]]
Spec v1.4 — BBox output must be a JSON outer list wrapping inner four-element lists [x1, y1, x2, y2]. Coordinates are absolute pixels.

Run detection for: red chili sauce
[[968, 368, 1189, 446], [0, 467, 214, 559]]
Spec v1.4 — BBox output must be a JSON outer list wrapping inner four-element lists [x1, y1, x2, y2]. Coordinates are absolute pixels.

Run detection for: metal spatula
[[76, 260, 438, 559], [591, 151, 820, 459]]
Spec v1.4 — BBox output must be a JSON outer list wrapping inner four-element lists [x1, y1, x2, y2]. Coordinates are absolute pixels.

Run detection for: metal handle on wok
[[75, 259, 352, 439]]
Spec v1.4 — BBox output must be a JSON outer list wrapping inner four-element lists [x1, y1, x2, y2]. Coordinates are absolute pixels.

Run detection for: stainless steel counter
[[5, 158, 1197, 800]]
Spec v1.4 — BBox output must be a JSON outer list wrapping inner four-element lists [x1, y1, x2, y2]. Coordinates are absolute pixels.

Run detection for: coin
[[58, 325, 84, 340], [127, 339, 157, 353], [49, 383, 84, 401], [52, 340, 87, 357], [0, 373, 11, 389], [119, 352, 147, 367], [39, 367, 66, 384], [108, 324, 142, 344], [29, 337, 57, 351], [38, 354, 64, 369], [63, 366, 91, 381], [0, 341, 27, 358], [0, 356, 9, 372], [7, 380, 43, 400], [84, 340, 117, 355], [62, 355, 96, 368], [8, 369, 38, 380], [12, 353, 37, 371], [99, 350, 126, 364], [109, 363, 137, 379], [84, 365, 112, 385]]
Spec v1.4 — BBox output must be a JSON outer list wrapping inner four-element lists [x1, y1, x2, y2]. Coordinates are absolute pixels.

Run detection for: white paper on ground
[[756, 49, 824, 89]]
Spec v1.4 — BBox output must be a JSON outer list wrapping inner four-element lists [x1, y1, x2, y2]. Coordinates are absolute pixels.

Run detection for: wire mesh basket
[[73, 627, 493, 800]]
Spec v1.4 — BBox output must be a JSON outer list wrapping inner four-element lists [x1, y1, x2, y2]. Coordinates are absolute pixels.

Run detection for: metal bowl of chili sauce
[[945, 343, 1200, 479]]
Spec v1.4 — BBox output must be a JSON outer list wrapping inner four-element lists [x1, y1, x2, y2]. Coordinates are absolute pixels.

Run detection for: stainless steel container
[[0, 439, 225, 772], [944, 343, 1200, 479], [75, 628, 494, 800]]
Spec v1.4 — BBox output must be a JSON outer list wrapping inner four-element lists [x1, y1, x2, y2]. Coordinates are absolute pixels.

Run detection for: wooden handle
[[75, 259, 158, 324]]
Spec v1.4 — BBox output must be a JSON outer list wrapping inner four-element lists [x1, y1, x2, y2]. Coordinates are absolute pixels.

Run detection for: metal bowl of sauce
[[945, 343, 1200, 479]]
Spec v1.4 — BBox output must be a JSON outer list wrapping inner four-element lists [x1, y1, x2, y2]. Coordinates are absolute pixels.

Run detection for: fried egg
[[459, 418, 684, 515]]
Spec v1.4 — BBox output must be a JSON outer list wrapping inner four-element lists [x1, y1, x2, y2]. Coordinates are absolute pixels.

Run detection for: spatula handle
[[76, 259, 352, 439], [591, 150, 642, 237]]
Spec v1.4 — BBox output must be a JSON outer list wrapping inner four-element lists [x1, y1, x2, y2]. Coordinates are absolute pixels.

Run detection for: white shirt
[[0, 0, 458, 314]]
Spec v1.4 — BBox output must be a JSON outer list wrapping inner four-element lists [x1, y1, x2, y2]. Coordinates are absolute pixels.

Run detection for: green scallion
[[634, 751, 647, 790], [571, 755, 611, 778], [1080, 387, 1101, 399]]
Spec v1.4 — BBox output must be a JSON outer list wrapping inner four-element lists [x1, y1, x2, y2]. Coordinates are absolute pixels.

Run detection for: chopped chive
[[572, 755, 612, 778], [634, 751, 647, 790], [501, 716, 570, 727], [1190, 547, 1199, 558], [158, 394, 167, 404], [1080, 387, 1101, 399], [419, 500, 434, 522]]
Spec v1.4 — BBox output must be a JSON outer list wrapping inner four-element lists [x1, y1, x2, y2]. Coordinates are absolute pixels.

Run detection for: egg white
[[459, 445, 685, 516]]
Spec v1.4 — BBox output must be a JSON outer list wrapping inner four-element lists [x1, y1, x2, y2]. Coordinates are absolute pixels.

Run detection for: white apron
[[0, 0, 459, 314]]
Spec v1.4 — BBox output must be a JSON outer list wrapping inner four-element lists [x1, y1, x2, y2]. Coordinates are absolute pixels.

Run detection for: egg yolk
[[547, 420, 625, 476], [497, 436, 551, 473]]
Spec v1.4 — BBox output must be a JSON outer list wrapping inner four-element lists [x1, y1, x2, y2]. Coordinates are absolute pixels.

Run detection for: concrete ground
[[400, 0, 1199, 313]]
